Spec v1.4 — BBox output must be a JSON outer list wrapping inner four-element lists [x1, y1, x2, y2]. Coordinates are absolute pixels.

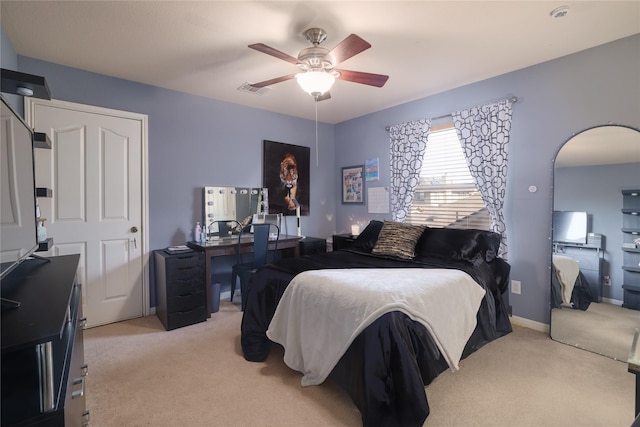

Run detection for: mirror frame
[[550, 123, 640, 360]]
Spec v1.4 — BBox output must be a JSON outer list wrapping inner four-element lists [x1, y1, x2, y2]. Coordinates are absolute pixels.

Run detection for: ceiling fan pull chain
[[315, 98, 319, 167]]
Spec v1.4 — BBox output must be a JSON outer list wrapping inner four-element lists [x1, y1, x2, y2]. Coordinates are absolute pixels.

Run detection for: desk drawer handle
[[82, 410, 91, 426], [79, 317, 88, 328], [72, 376, 85, 399], [81, 363, 89, 376]]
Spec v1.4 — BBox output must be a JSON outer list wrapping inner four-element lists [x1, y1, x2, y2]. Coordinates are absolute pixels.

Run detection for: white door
[[26, 99, 149, 328]]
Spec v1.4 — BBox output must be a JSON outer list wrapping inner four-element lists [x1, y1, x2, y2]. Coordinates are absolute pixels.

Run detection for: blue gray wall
[[555, 162, 640, 301], [12, 56, 337, 248], [3, 23, 639, 324], [1, 27, 21, 112], [333, 34, 640, 324]]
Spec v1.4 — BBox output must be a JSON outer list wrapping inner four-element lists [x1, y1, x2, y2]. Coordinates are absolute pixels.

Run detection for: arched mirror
[[550, 125, 640, 361]]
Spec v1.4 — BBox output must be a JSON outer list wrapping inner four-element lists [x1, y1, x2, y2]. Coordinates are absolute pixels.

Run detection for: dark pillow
[[371, 221, 426, 260], [350, 220, 384, 253], [415, 227, 502, 264]]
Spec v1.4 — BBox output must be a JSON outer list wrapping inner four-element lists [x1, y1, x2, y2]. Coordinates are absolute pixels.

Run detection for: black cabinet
[[1, 254, 88, 427], [622, 190, 640, 310], [332, 234, 357, 251], [299, 237, 327, 256], [155, 250, 207, 330]]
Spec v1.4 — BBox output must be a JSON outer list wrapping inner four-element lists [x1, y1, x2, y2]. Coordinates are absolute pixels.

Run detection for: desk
[[187, 235, 301, 316]]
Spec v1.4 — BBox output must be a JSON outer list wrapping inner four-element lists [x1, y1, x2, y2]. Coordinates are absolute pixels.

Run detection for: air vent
[[237, 83, 271, 95]]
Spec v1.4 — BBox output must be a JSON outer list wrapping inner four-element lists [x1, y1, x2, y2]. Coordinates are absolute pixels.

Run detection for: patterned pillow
[[371, 221, 426, 260]]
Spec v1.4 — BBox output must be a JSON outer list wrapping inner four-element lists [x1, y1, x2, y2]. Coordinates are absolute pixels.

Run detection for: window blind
[[407, 126, 491, 230]]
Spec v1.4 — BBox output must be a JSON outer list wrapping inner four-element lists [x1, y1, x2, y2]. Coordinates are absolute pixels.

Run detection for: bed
[[241, 220, 512, 426], [551, 254, 592, 310]]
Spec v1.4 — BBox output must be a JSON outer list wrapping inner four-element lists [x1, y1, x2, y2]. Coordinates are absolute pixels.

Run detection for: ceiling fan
[[248, 28, 389, 100]]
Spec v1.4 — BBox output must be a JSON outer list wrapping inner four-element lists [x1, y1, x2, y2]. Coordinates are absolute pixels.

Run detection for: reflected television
[[552, 211, 588, 245]]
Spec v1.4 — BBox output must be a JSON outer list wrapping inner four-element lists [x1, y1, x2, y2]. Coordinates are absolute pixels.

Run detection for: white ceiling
[[2, 1, 639, 125]]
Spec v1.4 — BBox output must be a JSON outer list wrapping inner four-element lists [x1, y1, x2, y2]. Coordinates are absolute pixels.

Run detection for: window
[[406, 124, 491, 230]]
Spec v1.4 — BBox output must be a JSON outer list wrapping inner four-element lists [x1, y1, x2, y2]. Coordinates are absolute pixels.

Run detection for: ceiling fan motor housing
[[303, 28, 328, 46]]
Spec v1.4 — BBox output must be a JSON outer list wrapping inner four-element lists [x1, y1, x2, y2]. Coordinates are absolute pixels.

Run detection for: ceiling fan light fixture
[[296, 71, 335, 97]]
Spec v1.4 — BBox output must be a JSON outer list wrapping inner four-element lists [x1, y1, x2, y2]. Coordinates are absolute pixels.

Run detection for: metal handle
[[82, 410, 91, 426], [72, 376, 85, 399], [36, 342, 55, 412], [79, 317, 88, 328], [81, 363, 89, 376], [130, 226, 138, 233]]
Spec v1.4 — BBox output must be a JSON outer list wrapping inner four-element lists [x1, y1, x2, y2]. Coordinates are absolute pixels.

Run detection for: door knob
[[130, 226, 138, 233]]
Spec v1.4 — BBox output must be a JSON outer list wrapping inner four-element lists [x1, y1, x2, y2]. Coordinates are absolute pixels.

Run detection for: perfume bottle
[[194, 222, 202, 242], [37, 219, 47, 242]]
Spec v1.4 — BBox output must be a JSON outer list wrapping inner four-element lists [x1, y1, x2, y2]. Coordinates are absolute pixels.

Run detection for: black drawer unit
[[155, 250, 207, 331], [622, 189, 640, 310], [299, 237, 327, 256], [332, 234, 357, 251]]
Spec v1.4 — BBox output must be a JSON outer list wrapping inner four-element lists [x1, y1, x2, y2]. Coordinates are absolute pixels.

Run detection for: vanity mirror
[[203, 186, 268, 235], [550, 125, 640, 361]]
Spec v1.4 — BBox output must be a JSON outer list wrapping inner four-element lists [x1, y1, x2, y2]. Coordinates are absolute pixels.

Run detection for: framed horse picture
[[263, 140, 310, 216]]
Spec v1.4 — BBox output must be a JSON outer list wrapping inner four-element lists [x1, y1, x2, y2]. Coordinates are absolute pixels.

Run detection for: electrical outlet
[[511, 280, 521, 295]]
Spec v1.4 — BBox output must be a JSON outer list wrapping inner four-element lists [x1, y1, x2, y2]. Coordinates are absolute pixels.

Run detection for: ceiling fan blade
[[326, 34, 371, 66], [335, 69, 389, 87], [250, 74, 296, 88], [248, 43, 300, 65]]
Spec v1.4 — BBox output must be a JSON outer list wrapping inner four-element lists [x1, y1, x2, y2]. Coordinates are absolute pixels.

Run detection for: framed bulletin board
[[342, 165, 364, 204]]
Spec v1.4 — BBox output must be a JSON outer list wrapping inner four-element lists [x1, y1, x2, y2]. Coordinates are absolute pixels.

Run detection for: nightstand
[[332, 234, 357, 251], [299, 236, 327, 256]]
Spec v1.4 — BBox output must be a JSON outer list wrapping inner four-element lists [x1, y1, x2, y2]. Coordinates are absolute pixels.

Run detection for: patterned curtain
[[452, 99, 513, 259], [389, 119, 430, 222]]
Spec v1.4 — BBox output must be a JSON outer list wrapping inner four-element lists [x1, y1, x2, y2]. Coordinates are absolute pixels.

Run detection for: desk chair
[[206, 220, 240, 239], [230, 223, 279, 310]]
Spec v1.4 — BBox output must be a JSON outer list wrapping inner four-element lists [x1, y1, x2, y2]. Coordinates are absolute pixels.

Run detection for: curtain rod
[[385, 96, 518, 131]]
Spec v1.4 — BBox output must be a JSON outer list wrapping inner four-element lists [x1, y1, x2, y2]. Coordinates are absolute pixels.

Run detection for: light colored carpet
[[551, 302, 640, 361], [85, 302, 635, 427]]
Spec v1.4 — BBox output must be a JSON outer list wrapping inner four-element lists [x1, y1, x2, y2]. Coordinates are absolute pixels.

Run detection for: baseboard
[[602, 297, 623, 306], [510, 299, 622, 334], [510, 315, 549, 333]]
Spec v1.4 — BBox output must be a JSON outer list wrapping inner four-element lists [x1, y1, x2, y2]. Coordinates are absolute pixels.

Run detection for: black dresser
[[155, 250, 208, 330], [299, 236, 327, 256], [1, 254, 88, 427]]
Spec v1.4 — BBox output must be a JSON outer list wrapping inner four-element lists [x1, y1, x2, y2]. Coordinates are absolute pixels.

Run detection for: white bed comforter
[[553, 254, 580, 306], [266, 268, 486, 386]]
